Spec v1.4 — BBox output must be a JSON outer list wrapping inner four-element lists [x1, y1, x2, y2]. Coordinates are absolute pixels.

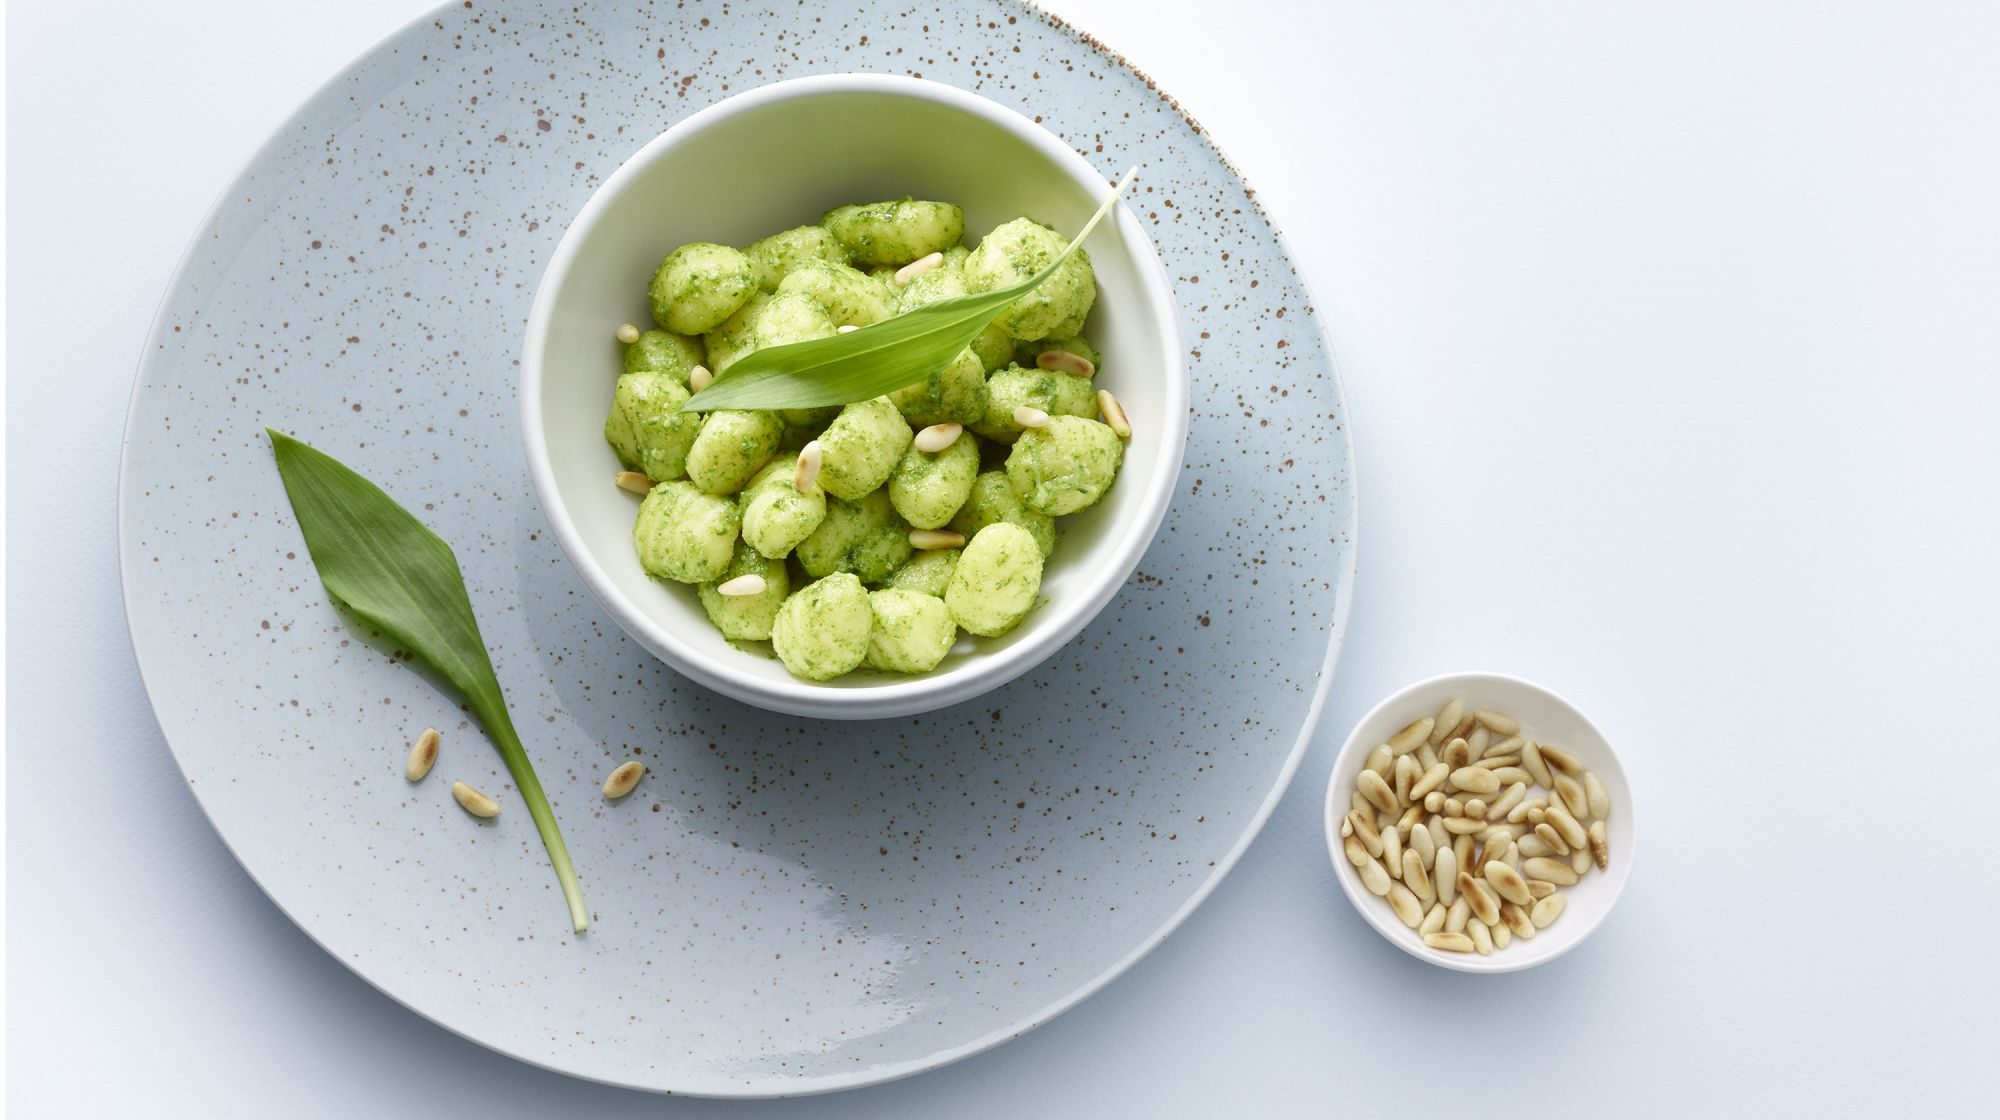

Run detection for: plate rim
[[114, 0, 1361, 1097]]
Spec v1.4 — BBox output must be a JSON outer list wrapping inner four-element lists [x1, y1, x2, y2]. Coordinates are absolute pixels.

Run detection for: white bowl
[[1323, 673, 1637, 972], [522, 75, 1187, 719]]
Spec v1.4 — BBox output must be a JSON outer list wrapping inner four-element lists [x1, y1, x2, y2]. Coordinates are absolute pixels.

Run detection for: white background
[[8, 0, 2000, 1114]]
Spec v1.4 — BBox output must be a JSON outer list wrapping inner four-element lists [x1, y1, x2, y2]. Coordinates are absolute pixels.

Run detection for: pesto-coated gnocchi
[[607, 196, 1126, 682]]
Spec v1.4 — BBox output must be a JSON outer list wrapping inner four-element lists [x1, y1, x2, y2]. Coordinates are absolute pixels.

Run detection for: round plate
[[117, 0, 1356, 1097]]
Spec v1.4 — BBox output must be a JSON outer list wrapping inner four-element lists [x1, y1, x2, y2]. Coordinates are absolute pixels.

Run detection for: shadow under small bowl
[[522, 75, 1187, 720], [1323, 672, 1636, 972]]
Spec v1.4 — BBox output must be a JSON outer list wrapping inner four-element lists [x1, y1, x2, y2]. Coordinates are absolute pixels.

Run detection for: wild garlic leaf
[[683, 167, 1137, 413], [267, 429, 589, 932]]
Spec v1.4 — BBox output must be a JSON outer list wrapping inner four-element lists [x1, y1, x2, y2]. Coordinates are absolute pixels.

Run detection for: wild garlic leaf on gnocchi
[[682, 168, 1136, 413]]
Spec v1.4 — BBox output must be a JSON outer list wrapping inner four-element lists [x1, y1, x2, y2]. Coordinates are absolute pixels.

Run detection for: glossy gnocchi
[[606, 196, 1128, 681]]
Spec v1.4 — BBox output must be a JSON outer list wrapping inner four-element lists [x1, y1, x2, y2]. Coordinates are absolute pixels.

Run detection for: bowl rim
[[521, 73, 1189, 719], [1321, 671, 1637, 973]]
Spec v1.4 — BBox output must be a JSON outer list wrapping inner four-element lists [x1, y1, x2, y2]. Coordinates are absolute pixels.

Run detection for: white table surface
[[9, 0, 1999, 1114]]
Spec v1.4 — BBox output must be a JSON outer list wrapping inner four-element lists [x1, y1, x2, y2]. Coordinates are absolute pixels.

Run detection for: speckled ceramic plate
[[117, 0, 1355, 1098]]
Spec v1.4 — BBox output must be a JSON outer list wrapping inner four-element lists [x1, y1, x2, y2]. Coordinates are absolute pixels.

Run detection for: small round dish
[[522, 74, 1188, 720], [1323, 672, 1636, 972]]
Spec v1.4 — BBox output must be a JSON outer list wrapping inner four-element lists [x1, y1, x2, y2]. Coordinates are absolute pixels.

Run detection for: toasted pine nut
[[1468, 918, 1494, 955], [1364, 744, 1393, 778], [1531, 893, 1567, 929], [1096, 390, 1131, 438], [615, 471, 657, 495], [1410, 762, 1450, 800], [1522, 740, 1553, 787], [1489, 839, 1518, 868], [1507, 799, 1537, 825], [1417, 742, 1440, 770], [1488, 782, 1526, 822], [1484, 861, 1532, 906], [1466, 726, 1491, 760], [1492, 920, 1512, 949], [1546, 800, 1589, 849], [912, 422, 962, 453], [1357, 770, 1397, 815], [1012, 404, 1049, 429], [1350, 791, 1371, 816], [1589, 819, 1610, 869], [1436, 848, 1459, 906], [1444, 897, 1470, 933], [1404, 849, 1434, 901], [1380, 821, 1404, 878], [1347, 810, 1383, 858], [1423, 791, 1445, 813], [836, 324, 860, 333], [1442, 739, 1471, 770], [1585, 771, 1612, 820], [688, 364, 713, 393], [405, 728, 440, 782], [1443, 797, 1464, 818], [1393, 754, 1419, 805], [1431, 700, 1464, 745], [1523, 857, 1578, 886], [1479, 824, 1518, 846], [1534, 822, 1570, 856], [1538, 743, 1584, 777], [1450, 766, 1500, 795], [908, 529, 966, 550], [715, 574, 767, 597], [1473, 709, 1519, 735], [1518, 834, 1552, 859], [794, 441, 823, 493], [1453, 833, 1475, 875], [1487, 764, 1529, 784], [1571, 845, 1593, 875], [1426, 815, 1448, 852], [1407, 820, 1436, 870], [451, 781, 499, 818], [1343, 835, 1371, 868], [1387, 883, 1423, 927], [1553, 773, 1589, 819], [1464, 798, 1487, 820], [1424, 931, 1476, 953], [893, 251, 945, 286], [1500, 901, 1537, 939], [602, 760, 646, 799], [1395, 805, 1424, 836], [1359, 856, 1392, 896], [1036, 348, 1097, 377], [1458, 873, 1500, 925], [1487, 735, 1524, 759], [615, 322, 641, 344], [1420, 903, 1447, 936], [1527, 879, 1557, 899], [1388, 717, 1433, 755]]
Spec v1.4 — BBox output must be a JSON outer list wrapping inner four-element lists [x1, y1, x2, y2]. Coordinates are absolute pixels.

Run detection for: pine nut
[[1492, 920, 1511, 950], [1527, 879, 1557, 899], [602, 760, 646, 799], [1534, 822, 1570, 855], [794, 440, 823, 493], [1423, 791, 1445, 813], [1531, 893, 1567, 929], [1426, 816, 1448, 852], [1396, 805, 1424, 835], [1507, 798, 1538, 825], [1387, 883, 1423, 928], [1487, 735, 1524, 759], [1522, 740, 1553, 787], [1458, 873, 1500, 926], [1388, 717, 1434, 755], [908, 529, 967, 550], [1446, 716, 1477, 742], [1442, 739, 1472, 770], [1393, 754, 1420, 805], [1466, 725, 1491, 760], [1443, 897, 1470, 934], [1488, 782, 1526, 821], [1357, 770, 1397, 815], [715, 574, 767, 597], [1527, 807, 1547, 825], [1351, 791, 1371, 816], [1464, 798, 1487, 820], [1359, 856, 1392, 896], [1096, 390, 1131, 438], [615, 322, 641, 344], [1417, 742, 1440, 771], [893, 251, 945, 286], [1500, 901, 1536, 939], [1453, 834, 1475, 875], [1450, 767, 1500, 795], [1347, 810, 1384, 857], [1484, 861, 1532, 906], [405, 728, 440, 782], [688, 364, 714, 392], [1012, 404, 1050, 429], [451, 781, 499, 818], [1420, 904, 1448, 936], [1518, 834, 1552, 859], [1473, 710, 1519, 735], [1410, 763, 1450, 800], [1553, 773, 1589, 819], [1381, 822, 1403, 878], [1036, 348, 1097, 377], [1480, 753, 1522, 769], [912, 422, 963, 453], [1539, 743, 1584, 777], [1479, 824, 1518, 846], [1339, 815, 1352, 838], [1404, 849, 1434, 901], [1488, 839, 1517, 868], [1523, 857, 1578, 886], [1444, 816, 1488, 835], [1364, 744, 1393, 778], [1545, 800, 1589, 849], [1468, 919, 1494, 955], [1424, 931, 1476, 954], [1488, 765, 1529, 785], [1443, 797, 1464, 818], [1436, 849, 1458, 906], [1431, 700, 1464, 745], [615, 471, 657, 495], [1407, 820, 1436, 870], [1585, 771, 1612, 820], [836, 324, 860, 333], [1589, 819, 1610, 869], [1571, 845, 1593, 875], [1343, 835, 1372, 869]]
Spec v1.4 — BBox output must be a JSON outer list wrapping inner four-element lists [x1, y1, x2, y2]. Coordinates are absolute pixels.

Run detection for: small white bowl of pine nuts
[[1323, 673, 1635, 972]]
